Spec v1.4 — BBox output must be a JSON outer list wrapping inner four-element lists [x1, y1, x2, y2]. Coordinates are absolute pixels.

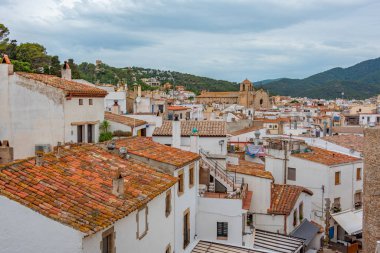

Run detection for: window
[[79, 99, 83, 105], [333, 197, 341, 213], [356, 168, 362, 181], [287, 167, 296, 181], [101, 227, 115, 253], [178, 170, 184, 196], [293, 209, 298, 226], [335, 171, 341, 185], [354, 191, 362, 209], [183, 209, 190, 249], [165, 190, 172, 217], [299, 202, 303, 221], [136, 206, 148, 239], [189, 164, 194, 188], [217, 222, 228, 240], [89, 99, 93, 105]]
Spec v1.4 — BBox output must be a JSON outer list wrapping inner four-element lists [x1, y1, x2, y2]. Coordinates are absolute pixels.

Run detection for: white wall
[[0, 196, 83, 253], [83, 188, 175, 253], [173, 162, 199, 253], [254, 213, 285, 234], [196, 197, 243, 245], [1, 74, 65, 159], [64, 97, 104, 143], [285, 192, 312, 234]]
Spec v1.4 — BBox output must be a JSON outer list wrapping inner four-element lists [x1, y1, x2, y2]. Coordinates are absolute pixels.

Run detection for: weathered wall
[[363, 128, 380, 253]]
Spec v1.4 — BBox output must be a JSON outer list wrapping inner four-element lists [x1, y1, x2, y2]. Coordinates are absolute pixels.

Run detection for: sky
[[1, 0, 380, 82]]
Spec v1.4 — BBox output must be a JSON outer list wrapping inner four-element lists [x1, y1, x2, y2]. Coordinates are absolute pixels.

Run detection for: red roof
[[17, 72, 108, 97], [167, 106, 190, 111], [115, 137, 200, 167], [0, 145, 176, 235], [291, 146, 361, 166], [268, 184, 313, 215]]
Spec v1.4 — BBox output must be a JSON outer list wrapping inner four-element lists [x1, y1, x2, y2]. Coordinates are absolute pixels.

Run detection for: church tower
[[239, 79, 254, 107]]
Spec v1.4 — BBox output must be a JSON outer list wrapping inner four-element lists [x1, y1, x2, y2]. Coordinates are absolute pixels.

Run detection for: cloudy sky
[[1, 0, 380, 81]]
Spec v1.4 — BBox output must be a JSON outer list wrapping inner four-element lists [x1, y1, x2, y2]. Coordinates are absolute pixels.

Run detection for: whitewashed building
[[0, 144, 177, 253], [0, 59, 107, 159]]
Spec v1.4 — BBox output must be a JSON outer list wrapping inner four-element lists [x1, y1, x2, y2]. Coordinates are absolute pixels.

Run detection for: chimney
[[190, 128, 199, 154], [35, 152, 44, 166], [1, 54, 14, 75], [111, 100, 120, 114], [0, 140, 14, 164], [112, 173, 125, 196], [172, 114, 181, 148], [323, 121, 327, 137], [61, 61, 72, 80], [329, 120, 333, 136]]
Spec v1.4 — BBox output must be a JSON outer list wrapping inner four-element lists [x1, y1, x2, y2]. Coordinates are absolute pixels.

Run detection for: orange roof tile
[[153, 120, 227, 137], [17, 72, 108, 97], [291, 147, 361, 166], [268, 184, 313, 215], [105, 112, 147, 127], [0, 145, 176, 235], [114, 137, 200, 167], [322, 135, 364, 153], [227, 160, 273, 180], [167, 106, 190, 111]]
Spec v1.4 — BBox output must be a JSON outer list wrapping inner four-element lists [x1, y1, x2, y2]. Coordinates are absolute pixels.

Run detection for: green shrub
[[99, 132, 113, 142]]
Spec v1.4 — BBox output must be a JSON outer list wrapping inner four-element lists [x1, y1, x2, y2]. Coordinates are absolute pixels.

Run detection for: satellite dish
[[135, 96, 141, 103]]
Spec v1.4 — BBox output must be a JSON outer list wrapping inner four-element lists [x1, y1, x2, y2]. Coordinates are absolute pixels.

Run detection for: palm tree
[[99, 120, 110, 134]]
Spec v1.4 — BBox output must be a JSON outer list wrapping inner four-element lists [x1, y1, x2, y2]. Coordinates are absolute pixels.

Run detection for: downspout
[[284, 215, 287, 234]]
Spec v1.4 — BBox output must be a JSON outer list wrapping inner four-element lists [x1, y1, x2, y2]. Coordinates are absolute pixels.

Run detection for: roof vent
[[107, 141, 116, 150], [112, 173, 125, 197], [119, 147, 129, 159], [35, 152, 44, 166]]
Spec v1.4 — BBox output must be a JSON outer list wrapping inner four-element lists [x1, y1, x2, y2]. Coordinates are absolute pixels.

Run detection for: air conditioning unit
[[35, 144, 51, 154]]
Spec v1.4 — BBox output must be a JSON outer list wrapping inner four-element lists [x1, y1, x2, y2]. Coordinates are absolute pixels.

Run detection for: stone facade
[[196, 79, 271, 109], [363, 128, 380, 253]]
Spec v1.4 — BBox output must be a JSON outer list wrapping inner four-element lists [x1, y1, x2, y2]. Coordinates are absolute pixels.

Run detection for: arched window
[[260, 99, 264, 105]]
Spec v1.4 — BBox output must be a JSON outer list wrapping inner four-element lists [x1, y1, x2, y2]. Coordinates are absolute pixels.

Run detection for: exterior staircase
[[199, 149, 235, 192]]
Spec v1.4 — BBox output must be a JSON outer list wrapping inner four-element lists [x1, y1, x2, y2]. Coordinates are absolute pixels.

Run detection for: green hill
[[258, 57, 380, 99], [77, 62, 239, 94]]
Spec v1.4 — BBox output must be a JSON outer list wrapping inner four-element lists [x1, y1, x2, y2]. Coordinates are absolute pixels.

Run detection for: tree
[[12, 60, 32, 72], [67, 58, 81, 79], [5, 39, 18, 59], [99, 120, 113, 142], [15, 43, 50, 72], [0, 24, 10, 52], [50, 56, 61, 76]]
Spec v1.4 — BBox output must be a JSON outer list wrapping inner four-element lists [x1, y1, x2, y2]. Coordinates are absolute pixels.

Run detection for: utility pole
[[324, 197, 331, 246]]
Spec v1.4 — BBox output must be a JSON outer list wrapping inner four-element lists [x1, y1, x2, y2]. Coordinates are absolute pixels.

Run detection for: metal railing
[[199, 149, 235, 189]]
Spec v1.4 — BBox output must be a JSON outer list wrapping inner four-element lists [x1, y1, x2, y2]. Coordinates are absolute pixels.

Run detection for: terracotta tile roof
[[227, 160, 273, 180], [332, 126, 364, 135], [153, 120, 227, 137], [167, 106, 190, 111], [114, 137, 200, 167], [16, 72, 108, 97], [229, 126, 262, 136], [197, 91, 240, 98], [104, 112, 147, 127], [0, 145, 176, 235], [268, 184, 313, 215], [291, 146, 361, 166], [322, 135, 364, 153]]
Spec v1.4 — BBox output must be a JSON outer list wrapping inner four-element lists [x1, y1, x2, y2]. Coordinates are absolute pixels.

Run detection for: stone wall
[[363, 128, 380, 253]]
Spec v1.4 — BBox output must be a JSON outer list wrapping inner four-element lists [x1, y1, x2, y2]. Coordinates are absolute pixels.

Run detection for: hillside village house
[[153, 120, 227, 155], [0, 144, 177, 253], [113, 137, 200, 253], [264, 138, 363, 228], [104, 112, 149, 137], [0, 58, 107, 160]]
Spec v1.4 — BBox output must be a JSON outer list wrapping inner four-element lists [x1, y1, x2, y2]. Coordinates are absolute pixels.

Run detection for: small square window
[[89, 99, 93, 105], [79, 99, 83, 105], [356, 168, 362, 181], [335, 171, 341, 185], [217, 222, 228, 240], [178, 170, 184, 196], [189, 164, 194, 188], [287, 167, 296, 181]]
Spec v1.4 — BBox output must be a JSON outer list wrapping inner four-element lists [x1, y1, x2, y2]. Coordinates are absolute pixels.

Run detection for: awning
[[331, 209, 362, 235], [290, 219, 319, 246], [254, 229, 305, 253]]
